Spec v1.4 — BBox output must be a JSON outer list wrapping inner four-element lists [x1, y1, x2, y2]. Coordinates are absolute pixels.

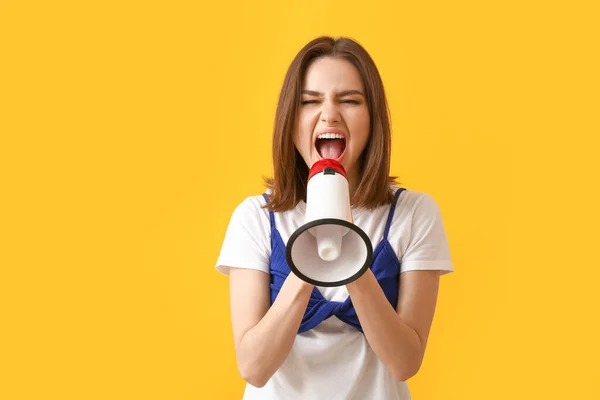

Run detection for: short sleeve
[[401, 193, 454, 275], [215, 196, 271, 276]]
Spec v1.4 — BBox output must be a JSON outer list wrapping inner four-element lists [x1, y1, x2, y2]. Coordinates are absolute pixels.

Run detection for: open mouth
[[315, 133, 347, 160]]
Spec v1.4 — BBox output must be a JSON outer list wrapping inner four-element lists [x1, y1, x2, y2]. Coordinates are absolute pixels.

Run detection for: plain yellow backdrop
[[1, 0, 599, 399]]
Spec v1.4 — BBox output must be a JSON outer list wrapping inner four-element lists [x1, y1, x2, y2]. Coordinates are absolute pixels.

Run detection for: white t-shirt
[[216, 186, 454, 399]]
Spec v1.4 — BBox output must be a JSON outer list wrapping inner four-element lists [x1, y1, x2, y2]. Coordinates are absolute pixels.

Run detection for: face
[[293, 56, 370, 188]]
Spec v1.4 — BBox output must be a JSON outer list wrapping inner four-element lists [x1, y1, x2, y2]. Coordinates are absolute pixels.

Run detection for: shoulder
[[234, 194, 268, 211], [393, 186, 440, 212], [225, 193, 272, 236], [388, 187, 454, 273], [231, 194, 270, 220], [389, 186, 445, 227], [216, 193, 273, 276]]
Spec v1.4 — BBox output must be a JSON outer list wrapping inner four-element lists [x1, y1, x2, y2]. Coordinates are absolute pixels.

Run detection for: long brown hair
[[265, 36, 397, 211]]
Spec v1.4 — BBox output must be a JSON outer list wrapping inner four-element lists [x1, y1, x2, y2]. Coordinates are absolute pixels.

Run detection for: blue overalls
[[262, 188, 405, 333]]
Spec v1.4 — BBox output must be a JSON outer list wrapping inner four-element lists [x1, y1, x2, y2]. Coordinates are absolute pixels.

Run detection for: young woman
[[216, 36, 454, 399]]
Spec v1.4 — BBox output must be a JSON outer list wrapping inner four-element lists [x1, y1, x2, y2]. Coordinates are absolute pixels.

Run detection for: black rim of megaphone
[[286, 218, 373, 287]]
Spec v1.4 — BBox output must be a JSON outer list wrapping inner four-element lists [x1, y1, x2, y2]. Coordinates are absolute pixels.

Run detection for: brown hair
[[265, 36, 397, 211]]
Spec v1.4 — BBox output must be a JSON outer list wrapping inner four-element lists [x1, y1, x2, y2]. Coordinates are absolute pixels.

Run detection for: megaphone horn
[[285, 159, 373, 287]]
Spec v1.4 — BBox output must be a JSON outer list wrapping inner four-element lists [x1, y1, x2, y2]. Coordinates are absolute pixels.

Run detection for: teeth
[[317, 133, 345, 139]]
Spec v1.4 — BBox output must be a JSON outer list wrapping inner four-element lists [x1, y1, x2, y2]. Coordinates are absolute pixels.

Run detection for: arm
[[229, 267, 313, 387], [346, 269, 440, 381]]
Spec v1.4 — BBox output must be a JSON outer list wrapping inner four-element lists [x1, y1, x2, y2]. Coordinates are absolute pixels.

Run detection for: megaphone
[[286, 159, 373, 287]]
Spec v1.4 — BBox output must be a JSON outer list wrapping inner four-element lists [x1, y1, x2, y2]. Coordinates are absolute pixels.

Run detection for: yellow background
[[1, 0, 599, 398]]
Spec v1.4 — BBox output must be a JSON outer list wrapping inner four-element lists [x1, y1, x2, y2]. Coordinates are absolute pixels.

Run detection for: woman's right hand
[[228, 268, 313, 388]]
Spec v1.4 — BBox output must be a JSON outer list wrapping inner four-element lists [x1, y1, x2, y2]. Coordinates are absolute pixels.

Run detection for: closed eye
[[301, 99, 361, 105]]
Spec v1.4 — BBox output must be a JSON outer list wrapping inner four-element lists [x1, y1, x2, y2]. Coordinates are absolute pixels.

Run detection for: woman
[[216, 36, 454, 399]]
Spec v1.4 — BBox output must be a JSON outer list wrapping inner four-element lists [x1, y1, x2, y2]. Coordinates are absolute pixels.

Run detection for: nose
[[320, 100, 340, 124]]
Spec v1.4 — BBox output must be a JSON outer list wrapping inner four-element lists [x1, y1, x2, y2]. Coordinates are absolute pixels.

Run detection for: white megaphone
[[286, 159, 373, 287]]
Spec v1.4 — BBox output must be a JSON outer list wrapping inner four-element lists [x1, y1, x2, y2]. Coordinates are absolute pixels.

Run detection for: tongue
[[319, 139, 344, 159]]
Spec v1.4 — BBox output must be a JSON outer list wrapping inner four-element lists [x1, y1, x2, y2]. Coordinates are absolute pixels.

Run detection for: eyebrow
[[301, 89, 365, 97]]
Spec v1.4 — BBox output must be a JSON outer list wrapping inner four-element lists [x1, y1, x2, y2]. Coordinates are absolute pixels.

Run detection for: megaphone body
[[286, 159, 373, 287]]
